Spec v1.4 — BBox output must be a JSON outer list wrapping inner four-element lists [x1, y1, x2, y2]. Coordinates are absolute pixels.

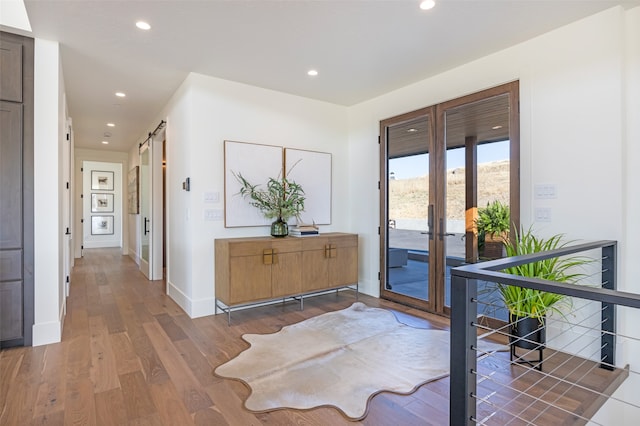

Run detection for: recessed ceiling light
[[307, 70, 318, 77], [136, 21, 151, 30], [107, 123, 115, 127], [407, 128, 418, 133], [492, 125, 503, 130], [115, 92, 126, 97], [420, 0, 436, 10], [101, 141, 109, 145]]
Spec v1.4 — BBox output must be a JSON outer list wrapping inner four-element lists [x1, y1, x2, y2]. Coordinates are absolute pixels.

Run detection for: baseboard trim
[[32, 319, 62, 346], [83, 241, 121, 249], [166, 281, 215, 319], [128, 247, 140, 265]]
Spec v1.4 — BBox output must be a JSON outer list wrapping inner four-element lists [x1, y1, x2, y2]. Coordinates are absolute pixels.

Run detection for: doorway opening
[[379, 82, 520, 316]]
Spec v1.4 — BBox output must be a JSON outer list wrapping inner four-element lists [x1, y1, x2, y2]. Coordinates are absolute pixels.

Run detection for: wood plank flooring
[[0, 248, 626, 425]]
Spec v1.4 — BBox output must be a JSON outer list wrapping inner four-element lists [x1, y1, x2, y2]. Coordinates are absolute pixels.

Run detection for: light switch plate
[[534, 184, 557, 199], [204, 191, 220, 203], [204, 209, 223, 221]]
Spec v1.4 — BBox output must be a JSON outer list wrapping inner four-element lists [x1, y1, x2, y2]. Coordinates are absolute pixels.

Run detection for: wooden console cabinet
[[215, 233, 358, 321]]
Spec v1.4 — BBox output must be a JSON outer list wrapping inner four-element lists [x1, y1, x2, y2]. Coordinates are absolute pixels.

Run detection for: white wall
[[590, 5, 640, 424], [32, 38, 65, 346], [147, 73, 349, 317], [81, 161, 123, 248]]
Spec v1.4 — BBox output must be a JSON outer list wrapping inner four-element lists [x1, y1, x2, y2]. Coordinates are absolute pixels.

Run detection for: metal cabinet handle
[[263, 248, 275, 264]]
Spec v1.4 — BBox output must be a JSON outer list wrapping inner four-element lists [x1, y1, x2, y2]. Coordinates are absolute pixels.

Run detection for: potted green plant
[[499, 226, 590, 367], [234, 172, 305, 237], [476, 200, 510, 259]]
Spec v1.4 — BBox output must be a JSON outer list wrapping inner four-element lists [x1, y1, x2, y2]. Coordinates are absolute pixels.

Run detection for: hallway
[[0, 248, 452, 425]]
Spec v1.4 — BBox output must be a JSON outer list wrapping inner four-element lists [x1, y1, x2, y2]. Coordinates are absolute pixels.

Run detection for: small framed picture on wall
[[91, 216, 114, 235], [127, 166, 139, 214], [91, 170, 114, 191], [91, 193, 114, 213]]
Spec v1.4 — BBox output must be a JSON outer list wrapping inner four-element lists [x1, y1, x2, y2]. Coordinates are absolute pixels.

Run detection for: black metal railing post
[[601, 243, 617, 370], [450, 274, 477, 426]]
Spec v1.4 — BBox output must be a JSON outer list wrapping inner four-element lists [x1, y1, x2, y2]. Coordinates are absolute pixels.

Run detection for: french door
[[380, 82, 519, 316]]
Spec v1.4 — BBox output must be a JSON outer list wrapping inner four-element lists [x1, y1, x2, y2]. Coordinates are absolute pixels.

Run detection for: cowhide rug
[[214, 302, 505, 420]]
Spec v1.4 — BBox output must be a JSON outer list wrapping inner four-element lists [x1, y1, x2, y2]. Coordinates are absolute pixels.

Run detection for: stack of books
[[289, 224, 319, 237]]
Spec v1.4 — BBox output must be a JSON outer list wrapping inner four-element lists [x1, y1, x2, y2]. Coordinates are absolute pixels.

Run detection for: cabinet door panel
[[229, 255, 271, 304], [330, 245, 358, 286], [272, 252, 302, 297], [301, 250, 328, 292], [0, 40, 22, 102]]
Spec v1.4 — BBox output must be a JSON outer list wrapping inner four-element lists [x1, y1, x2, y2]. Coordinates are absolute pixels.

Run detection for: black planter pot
[[509, 315, 545, 369], [510, 315, 546, 349]]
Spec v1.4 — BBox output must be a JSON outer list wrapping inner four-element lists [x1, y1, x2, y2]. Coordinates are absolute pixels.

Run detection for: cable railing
[[450, 240, 640, 425]]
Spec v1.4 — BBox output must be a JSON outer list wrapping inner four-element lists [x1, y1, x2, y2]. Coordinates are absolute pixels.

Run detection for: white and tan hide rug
[[214, 302, 505, 420]]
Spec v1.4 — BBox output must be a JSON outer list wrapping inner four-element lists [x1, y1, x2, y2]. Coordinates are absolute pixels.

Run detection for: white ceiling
[[20, 0, 639, 152]]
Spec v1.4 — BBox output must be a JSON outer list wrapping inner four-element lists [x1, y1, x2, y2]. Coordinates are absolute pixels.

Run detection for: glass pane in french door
[[442, 93, 511, 310], [386, 115, 432, 303]]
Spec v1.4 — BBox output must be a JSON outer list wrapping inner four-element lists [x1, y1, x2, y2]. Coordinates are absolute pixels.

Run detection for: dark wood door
[[0, 32, 34, 347]]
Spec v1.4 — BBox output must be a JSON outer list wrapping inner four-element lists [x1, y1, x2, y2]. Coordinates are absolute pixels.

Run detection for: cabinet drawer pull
[[325, 244, 337, 258], [263, 248, 273, 264]]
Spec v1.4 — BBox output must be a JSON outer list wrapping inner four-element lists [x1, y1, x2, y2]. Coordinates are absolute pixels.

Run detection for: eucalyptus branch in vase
[[233, 171, 305, 237]]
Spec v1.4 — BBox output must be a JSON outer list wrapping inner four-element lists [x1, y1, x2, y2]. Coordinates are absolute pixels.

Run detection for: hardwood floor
[[1, 248, 626, 425], [0, 248, 452, 425]]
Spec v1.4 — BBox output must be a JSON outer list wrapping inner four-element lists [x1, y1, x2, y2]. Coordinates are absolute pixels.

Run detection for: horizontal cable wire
[[475, 297, 640, 376]]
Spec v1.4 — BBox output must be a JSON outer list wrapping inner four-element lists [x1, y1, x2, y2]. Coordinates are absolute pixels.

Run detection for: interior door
[[0, 101, 26, 345], [1, 32, 34, 348], [139, 142, 152, 279]]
